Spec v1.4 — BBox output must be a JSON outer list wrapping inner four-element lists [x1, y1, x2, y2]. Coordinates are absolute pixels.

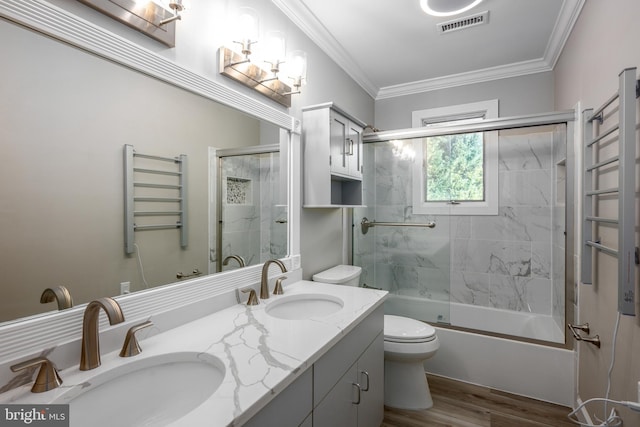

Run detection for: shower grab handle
[[360, 217, 436, 235]]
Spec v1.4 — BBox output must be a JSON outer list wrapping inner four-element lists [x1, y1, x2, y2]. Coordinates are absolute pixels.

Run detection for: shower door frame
[[358, 110, 577, 348], [213, 144, 283, 273]]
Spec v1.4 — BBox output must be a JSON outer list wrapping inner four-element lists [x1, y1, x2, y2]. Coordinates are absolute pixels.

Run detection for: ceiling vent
[[437, 10, 489, 34]]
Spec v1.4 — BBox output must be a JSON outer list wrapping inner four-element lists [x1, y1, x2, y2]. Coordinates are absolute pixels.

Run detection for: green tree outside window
[[424, 132, 484, 202]]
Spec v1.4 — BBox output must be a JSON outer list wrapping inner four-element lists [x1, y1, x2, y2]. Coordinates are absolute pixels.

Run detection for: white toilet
[[312, 265, 440, 410]]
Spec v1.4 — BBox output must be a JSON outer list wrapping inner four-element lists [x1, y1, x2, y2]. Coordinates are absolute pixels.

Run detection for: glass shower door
[[353, 121, 569, 344], [216, 148, 286, 271], [353, 138, 452, 324]]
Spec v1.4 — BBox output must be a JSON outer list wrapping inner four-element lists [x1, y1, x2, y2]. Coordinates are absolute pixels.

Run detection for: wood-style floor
[[382, 375, 575, 427]]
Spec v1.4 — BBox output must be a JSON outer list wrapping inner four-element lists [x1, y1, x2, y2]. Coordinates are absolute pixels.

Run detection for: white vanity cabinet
[[245, 304, 384, 427], [303, 103, 366, 207], [243, 368, 313, 427], [313, 305, 384, 427]]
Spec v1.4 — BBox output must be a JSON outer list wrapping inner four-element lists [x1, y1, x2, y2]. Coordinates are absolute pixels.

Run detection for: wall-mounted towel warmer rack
[[124, 144, 187, 254], [581, 67, 638, 316]]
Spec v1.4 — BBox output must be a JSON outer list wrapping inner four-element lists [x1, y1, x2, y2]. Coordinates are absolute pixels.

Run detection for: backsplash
[[0, 258, 302, 394]]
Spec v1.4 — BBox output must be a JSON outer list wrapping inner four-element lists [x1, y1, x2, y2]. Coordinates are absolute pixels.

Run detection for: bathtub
[[449, 300, 565, 343], [384, 294, 575, 406]]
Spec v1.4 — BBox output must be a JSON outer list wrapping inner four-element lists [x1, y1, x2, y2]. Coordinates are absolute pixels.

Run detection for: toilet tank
[[312, 265, 362, 287]]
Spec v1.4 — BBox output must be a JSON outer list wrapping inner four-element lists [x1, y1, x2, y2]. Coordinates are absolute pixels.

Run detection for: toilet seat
[[384, 314, 436, 343]]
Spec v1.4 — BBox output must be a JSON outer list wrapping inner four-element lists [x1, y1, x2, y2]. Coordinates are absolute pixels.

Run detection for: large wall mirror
[[0, 16, 290, 324]]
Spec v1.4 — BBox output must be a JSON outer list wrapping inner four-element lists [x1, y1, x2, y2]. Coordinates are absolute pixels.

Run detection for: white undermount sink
[[54, 352, 225, 427], [265, 293, 344, 320]]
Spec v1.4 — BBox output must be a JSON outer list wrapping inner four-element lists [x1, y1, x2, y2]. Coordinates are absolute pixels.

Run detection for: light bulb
[[236, 7, 259, 42], [287, 50, 307, 87], [264, 31, 286, 72]]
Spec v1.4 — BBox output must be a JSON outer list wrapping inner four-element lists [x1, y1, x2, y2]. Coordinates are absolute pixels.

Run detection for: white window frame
[[411, 100, 499, 216]]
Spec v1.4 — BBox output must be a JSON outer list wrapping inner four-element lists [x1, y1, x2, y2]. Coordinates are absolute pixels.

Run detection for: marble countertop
[[1, 281, 387, 426]]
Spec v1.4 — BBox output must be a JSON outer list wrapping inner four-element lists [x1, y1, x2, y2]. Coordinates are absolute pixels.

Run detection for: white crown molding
[[271, 0, 379, 99], [543, 0, 586, 69], [274, 0, 585, 101], [376, 58, 553, 100], [377, 0, 585, 100]]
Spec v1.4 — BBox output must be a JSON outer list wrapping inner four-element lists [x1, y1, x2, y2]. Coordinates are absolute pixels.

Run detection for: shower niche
[[226, 177, 252, 205]]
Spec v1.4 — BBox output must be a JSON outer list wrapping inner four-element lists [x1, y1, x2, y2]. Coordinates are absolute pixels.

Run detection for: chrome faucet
[[260, 259, 287, 299], [223, 255, 246, 268], [80, 297, 125, 370]]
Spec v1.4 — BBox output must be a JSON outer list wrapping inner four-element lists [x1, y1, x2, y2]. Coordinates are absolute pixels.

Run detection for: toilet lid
[[312, 265, 362, 284], [384, 315, 436, 343]]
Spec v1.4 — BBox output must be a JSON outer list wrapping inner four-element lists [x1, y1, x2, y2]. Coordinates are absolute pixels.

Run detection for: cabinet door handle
[[360, 370, 370, 391], [348, 138, 354, 155], [352, 383, 362, 405]]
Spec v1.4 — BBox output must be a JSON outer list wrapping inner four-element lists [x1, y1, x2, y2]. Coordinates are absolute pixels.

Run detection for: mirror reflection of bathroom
[[213, 145, 288, 272]]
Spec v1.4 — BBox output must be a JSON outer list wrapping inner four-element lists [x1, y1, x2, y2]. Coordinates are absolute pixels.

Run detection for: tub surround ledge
[[0, 281, 387, 426]]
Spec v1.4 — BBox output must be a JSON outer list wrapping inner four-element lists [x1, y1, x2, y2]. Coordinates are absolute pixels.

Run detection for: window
[[411, 100, 498, 215]]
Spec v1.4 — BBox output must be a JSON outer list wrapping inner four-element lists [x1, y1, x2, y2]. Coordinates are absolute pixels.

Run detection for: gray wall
[[44, 0, 376, 282], [281, 14, 374, 280], [554, 0, 640, 424], [0, 18, 261, 321], [374, 72, 555, 130]]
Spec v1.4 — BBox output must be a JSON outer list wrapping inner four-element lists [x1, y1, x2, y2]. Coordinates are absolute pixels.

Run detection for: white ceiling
[[273, 0, 585, 99]]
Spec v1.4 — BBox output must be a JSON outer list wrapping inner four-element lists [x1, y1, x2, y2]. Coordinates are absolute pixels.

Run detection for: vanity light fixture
[[262, 31, 287, 80], [282, 50, 308, 95], [219, 11, 306, 108], [159, 0, 186, 26], [77, 0, 186, 47], [231, 7, 261, 63], [419, 0, 483, 16]]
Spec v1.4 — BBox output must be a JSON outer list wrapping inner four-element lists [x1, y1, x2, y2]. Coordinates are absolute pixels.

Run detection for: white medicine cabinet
[[302, 103, 365, 207]]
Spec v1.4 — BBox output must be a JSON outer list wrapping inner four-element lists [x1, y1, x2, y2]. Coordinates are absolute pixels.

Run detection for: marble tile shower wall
[[222, 155, 262, 267], [355, 142, 453, 307], [456, 129, 555, 314], [355, 128, 564, 319]]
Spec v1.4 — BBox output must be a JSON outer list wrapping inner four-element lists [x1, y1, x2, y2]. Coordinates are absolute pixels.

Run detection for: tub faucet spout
[[260, 259, 287, 299], [80, 297, 125, 370]]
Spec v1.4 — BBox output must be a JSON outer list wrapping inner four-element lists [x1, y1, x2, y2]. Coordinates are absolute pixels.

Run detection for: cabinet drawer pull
[[352, 382, 362, 405], [360, 370, 370, 391]]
